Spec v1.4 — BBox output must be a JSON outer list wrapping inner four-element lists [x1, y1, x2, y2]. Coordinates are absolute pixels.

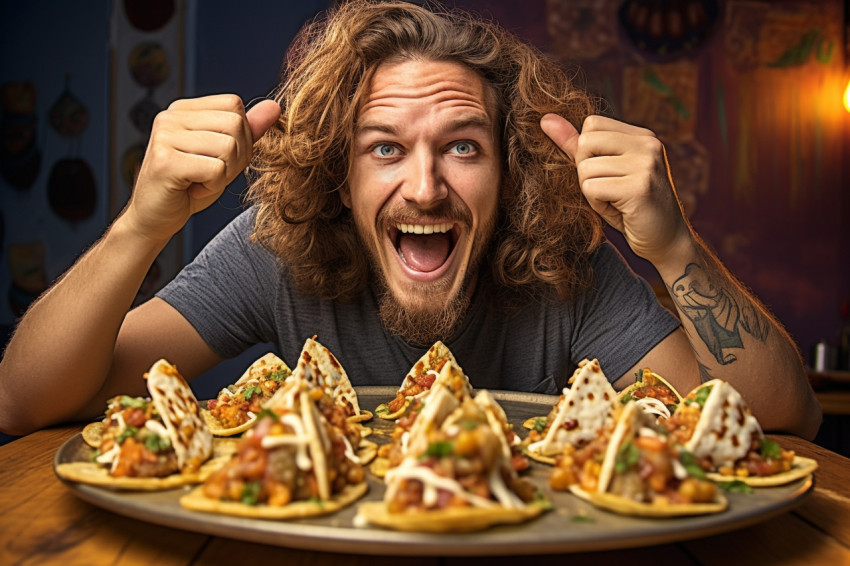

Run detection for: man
[[0, 1, 821, 438]]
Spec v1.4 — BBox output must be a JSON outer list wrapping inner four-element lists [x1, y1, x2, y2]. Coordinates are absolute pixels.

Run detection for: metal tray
[[54, 387, 813, 556]]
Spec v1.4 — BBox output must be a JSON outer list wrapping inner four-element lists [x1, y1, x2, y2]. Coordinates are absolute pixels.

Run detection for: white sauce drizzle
[[260, 412, 312, 471]]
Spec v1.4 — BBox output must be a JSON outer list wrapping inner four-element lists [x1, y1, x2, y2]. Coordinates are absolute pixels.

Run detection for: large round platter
[[55, 387, 813, 556]]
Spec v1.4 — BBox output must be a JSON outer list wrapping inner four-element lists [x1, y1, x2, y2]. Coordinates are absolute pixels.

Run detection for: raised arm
[[0, 95, 281, 436], [541, 113, 822, 439]]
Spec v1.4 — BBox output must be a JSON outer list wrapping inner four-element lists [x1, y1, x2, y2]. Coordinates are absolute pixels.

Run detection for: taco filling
[[376, 341, 470, 419], [359, 394, 547, 532], [663, 380, 801, 482], [205, 353, 291, 431], [189, 378, 367, 513]]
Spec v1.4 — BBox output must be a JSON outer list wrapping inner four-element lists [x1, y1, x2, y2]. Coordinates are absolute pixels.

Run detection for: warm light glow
[[845, 78, 850, 113]]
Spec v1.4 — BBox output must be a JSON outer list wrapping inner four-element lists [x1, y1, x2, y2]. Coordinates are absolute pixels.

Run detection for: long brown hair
[[247, 0, 605, 305]]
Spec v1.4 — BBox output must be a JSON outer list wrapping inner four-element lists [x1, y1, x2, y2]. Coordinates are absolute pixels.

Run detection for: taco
[[374, 341, 471, 420], [617, 368, 683, 421], [293, 336, 371, 423], [663, 379, 817, 486], [180, 376, 370, 518], [371, 359, 481, 475], [555, 401, 727, 517], [56, 359, 228, 490], [357, 393, 549, 532], [523, 359, 620, 464], [201, 352, 292, 436]]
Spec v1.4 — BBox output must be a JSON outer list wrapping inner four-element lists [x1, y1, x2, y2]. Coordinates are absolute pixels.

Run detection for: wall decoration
[[46, 76, 96, 223], [618, 0, 720, 61], [110, 0, 184, 305], [622, 60, 698, 140], [546, 0, 621, 61]]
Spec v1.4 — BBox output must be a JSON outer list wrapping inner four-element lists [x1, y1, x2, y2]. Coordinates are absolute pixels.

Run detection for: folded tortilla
[[667, 380, 817, 486], [180, 376, 369, 518], [617, 368, 683, 421], [292, 337, 371, 422], [56, 359, 222, 490], [200, 352, 291, 436], [359, 392, 548, 532], [374, 341, 470, 420], [569, 402, 728, 517], [524, 359, 619, 463]]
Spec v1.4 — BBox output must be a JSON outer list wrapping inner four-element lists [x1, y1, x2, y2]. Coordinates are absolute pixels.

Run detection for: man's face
[[345, 59, 501, 344]]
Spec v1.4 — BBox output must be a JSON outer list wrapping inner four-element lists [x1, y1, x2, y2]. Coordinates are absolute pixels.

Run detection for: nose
[[399, 148, 448, 208]]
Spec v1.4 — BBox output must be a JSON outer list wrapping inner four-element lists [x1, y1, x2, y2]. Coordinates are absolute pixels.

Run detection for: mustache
[[377, 200, 472, 227]]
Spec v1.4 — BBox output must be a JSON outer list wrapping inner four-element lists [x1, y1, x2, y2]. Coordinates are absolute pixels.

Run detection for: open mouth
[[389, 222, 459, 273]]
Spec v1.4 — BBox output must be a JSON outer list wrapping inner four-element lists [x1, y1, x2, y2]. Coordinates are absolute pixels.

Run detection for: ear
[[339, 185, 352, 208]]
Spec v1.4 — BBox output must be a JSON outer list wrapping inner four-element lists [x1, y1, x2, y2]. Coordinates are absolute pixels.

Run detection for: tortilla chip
[[356, 500, 548, 533], [569, 485, 728, 517], [200, 409, 256, 437], [374, 398, 411, 420], [348, 410, 373, 424], [523, 448, 556, 466], [180, 481, 368, 519], [357, 439, 379, 466], [55, 439, 235, 491], [706, 456, 818, 487], [82, 421, 103, 448], [522, 416, 547, 431]]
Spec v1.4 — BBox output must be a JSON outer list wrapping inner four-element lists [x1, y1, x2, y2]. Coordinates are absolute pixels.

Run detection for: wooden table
[[1, 426, 848, 566]]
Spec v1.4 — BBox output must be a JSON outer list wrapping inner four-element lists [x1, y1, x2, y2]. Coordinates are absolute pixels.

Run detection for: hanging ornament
[[618, 0, 720, 61], [123, 0, 175, 33], [49, 75, 90, 138], [128, 42, 170, 89], [47, 157, 97, 222]]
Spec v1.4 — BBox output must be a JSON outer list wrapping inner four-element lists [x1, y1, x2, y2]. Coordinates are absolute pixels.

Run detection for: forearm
[[655, 232, 822, 439], [0, 215, 168, 435]]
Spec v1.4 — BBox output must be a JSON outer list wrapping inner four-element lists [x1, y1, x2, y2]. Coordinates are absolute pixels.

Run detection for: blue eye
[[373, 144, 398, 157], [450, 142, 475, 155]]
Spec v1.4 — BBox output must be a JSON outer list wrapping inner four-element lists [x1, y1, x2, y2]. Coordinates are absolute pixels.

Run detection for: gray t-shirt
[[157, 208, 679, 394]]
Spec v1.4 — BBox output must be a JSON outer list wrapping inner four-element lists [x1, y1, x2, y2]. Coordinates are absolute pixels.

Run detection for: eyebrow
[[355, 114, 494, 137]]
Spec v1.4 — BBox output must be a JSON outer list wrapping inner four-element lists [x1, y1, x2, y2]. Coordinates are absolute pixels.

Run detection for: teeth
[[397, 223, 452, 235]]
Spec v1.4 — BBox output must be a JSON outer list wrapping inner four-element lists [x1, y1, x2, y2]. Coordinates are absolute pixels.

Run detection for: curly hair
[[246, 0, 605, 305]]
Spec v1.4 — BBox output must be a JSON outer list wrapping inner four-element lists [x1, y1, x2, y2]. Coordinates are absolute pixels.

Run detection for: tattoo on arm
[[671, 263, 770, 365]]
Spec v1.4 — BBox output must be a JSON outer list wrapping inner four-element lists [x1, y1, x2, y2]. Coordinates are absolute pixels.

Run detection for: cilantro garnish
[[532, 417, 547, 432], [460, 419, 479, 431], [144, 433, 171, 453], [679, 450, 707, 479], [119, 396, 147, 409], [615, 441, 641, 473], [718, 480, 754, 494], [424, 441, 454, 458], [255, 408, 279, 422], [240, 481, 262, 505], [620, 393, 634, 405], [688, 386, 712, 408], [115, 426, 138, 444], [90, 449, 101, 462], [759, 438, 783, 460], [308, 496, 325, 507], [267, 369, 291, 382], [374, 406, 389, 416], [243, 384, 263, 401], [572, 515, 596, 523]]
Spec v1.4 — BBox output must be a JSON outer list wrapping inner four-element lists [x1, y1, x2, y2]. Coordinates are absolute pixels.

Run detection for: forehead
[[357, 59, 497, 126]]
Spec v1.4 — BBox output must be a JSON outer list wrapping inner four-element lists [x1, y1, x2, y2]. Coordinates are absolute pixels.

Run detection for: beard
[[373, 262, 475, 346], [355, 200, 496, 346]]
